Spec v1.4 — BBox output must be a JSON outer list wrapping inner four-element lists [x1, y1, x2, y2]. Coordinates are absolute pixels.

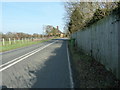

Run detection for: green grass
[[0, 39, 52, 52]]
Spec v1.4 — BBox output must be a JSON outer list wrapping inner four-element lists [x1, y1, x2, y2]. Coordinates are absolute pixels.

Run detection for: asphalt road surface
[[0, 39, 73, 88]]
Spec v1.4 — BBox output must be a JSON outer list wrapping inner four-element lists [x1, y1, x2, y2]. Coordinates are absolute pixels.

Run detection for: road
[[0, 39, 73, 88]]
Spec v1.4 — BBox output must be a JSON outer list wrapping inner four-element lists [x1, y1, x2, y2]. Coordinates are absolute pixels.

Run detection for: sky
[[2, 2, 65, 34]]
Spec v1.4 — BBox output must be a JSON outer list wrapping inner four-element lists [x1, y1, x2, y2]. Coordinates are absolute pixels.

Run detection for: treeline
[[0, 32, 47, 40], [64, 1, 120, 34], [0, 25, 65, 41]]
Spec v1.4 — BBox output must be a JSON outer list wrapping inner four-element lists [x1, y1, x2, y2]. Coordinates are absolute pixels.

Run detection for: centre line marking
[[0, 40, 57, 72]]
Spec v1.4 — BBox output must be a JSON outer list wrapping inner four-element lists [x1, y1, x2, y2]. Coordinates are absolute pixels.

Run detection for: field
[[0, 38, 52, 52]]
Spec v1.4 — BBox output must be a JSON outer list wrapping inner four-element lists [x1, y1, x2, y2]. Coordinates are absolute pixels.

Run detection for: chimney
[[57, 26, 59, 30]]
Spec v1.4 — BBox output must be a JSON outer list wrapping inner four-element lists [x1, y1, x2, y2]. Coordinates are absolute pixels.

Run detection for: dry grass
[[68, 42, 120, 88]]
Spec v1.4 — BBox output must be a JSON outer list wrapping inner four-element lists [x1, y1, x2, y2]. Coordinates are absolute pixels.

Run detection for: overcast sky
[[2, 2, 65, 34]]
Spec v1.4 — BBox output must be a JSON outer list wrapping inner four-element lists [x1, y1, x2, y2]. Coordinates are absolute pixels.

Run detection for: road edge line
[[66, 41, 74, 89]]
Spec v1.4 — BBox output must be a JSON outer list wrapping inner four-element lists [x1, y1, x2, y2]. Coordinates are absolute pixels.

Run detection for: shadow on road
[[52, 38, 69, 41], [31, 40, 71, 88]]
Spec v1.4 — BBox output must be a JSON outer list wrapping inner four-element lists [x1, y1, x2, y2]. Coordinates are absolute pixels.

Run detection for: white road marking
[[0, 41, 51, 68], [0, 40, 57, 72], [0, 48, 39, 68], [66, 42, 74, 88]]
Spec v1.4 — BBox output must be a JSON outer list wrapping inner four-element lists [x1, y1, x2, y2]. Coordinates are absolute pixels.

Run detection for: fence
[[71, 14, 120, 79], [0, 37, 53, 46]]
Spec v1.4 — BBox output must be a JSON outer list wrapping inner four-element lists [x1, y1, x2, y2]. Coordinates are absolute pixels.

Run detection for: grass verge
[[0, 39, 52, 52], [68, 41, 120, 88]]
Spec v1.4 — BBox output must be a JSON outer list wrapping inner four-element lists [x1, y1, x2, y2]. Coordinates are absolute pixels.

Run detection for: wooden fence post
[[2, 38, 5, 46], [25, 38, 26, 42], [9, 38, 11, 45]]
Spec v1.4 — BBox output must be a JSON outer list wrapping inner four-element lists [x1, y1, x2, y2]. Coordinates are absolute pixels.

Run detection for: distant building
[[60, 33, 65, 38], [48, 26, 65, 37]]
